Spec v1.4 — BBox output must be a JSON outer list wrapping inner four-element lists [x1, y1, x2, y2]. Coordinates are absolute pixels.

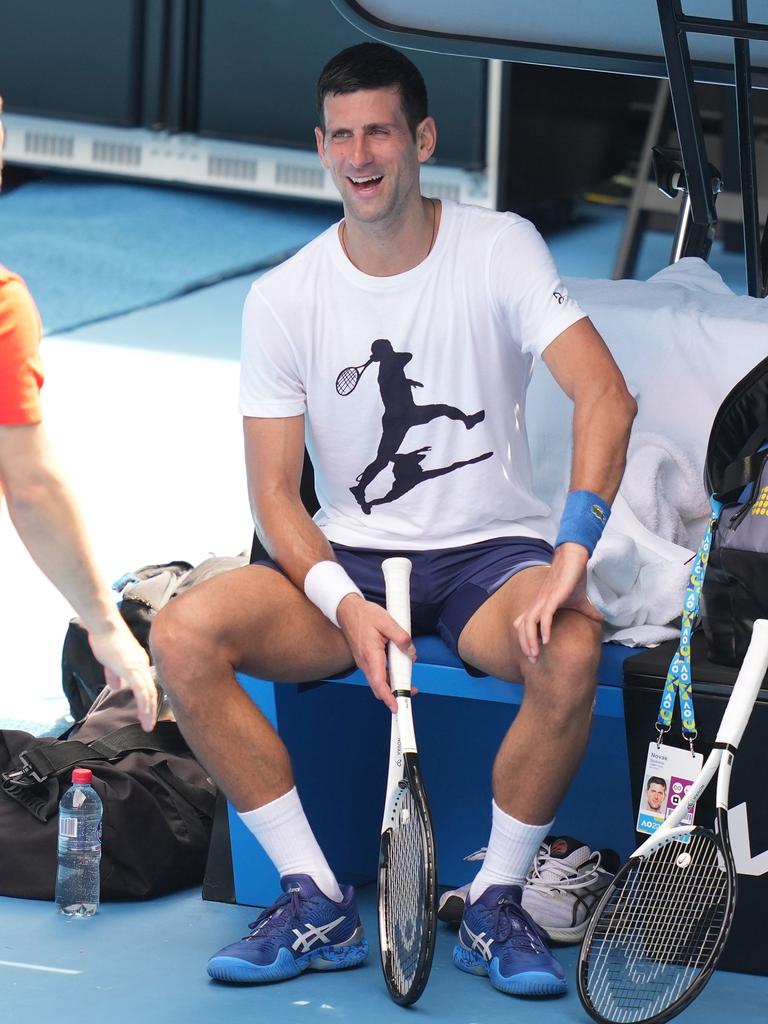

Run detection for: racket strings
[[585, 833, 729, 1023], [382, 786, 430, 995]]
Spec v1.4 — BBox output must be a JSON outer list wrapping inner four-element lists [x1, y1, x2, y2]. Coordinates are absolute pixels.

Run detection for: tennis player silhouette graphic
[[344, 339, 490, 514], [367, 447, 493, 511]]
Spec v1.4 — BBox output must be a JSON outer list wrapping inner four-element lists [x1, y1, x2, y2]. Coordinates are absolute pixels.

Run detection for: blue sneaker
[[453, 883, 567, 997], [207, 874, 369, 983]]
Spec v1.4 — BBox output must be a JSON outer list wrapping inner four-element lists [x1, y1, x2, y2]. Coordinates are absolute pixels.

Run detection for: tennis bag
[[700, 354, 768, 666], [61, 553, 247, 720], [0, 686, 216, 901]]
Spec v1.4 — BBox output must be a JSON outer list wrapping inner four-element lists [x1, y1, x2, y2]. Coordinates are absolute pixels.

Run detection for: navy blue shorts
[[254, 536, 553, 676]]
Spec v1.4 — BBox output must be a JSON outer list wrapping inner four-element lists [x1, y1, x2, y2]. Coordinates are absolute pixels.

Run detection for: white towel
[[621, 431, 710, 547], [587, 432, 710, 645], [525, 259, 768, 646], [587, 493, 693, 647]]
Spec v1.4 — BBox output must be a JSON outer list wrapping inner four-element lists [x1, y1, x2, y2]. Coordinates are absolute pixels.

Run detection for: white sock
[[468, 800, 553, 904], [238, 788, 343, 903]]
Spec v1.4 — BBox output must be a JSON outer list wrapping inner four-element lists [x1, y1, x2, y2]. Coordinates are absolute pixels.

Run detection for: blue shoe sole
[[452, 944, 567, 997], [207, 938, 369, 984]]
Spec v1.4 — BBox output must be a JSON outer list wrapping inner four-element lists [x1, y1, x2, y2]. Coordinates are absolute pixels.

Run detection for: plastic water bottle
[[55, 767, 103, 917]]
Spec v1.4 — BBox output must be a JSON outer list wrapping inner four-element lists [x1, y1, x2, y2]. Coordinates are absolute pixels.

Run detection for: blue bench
[[222, 636, 639, 907]]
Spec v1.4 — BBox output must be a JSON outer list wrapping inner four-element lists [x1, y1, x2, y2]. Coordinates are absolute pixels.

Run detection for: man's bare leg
[[150, 563, 355, 812], [152, 564, 371, 982], [459, 565, 601, 826], [450, 565, 600, 995], [151, 562, 356, 895], [457, 563, 599, 900]]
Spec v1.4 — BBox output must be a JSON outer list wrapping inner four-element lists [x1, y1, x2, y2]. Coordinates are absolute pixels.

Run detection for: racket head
[[377, 753, 438, 1006], [578, 818, 737, 1024], [336, 364, 363, 395]]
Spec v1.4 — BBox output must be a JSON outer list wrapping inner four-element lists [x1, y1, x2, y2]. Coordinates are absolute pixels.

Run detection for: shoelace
[[492, 894, 550, 952], [526, 849, 606, 893], [245, 888, 304, 940], [459, 841, 608, 898]]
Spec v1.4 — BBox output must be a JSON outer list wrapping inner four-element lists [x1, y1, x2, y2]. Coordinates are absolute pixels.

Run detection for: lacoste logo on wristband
[[591, 504, 607, 524]]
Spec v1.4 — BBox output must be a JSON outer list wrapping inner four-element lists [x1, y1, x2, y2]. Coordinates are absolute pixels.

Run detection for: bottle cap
[[72, 768, 93, 784]]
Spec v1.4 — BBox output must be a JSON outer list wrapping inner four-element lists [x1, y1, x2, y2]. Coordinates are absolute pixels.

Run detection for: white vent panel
[[274, 164, 325, 190], [208, 156, 258, 181], [92, 141, 142, 166], [24, 132, 74, 159]]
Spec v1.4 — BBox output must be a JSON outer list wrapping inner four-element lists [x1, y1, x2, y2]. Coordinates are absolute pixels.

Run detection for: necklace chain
[[340, 198, 437, 270]]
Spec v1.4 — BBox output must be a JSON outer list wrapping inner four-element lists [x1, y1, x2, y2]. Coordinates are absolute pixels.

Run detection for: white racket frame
[[381, 558, 417, 828]]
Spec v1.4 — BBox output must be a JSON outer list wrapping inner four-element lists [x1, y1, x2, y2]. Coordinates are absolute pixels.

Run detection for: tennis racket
[[335, 358, 372, 396], [577, 617, 768, 1024], [377, 557, 438, 1006]]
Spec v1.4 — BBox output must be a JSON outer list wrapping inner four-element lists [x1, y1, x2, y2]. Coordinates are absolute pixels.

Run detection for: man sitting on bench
[[151, 42, 636, 998]]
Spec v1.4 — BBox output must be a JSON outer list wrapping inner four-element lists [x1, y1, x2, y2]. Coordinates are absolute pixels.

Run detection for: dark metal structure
[[656, 1, 768, 295]]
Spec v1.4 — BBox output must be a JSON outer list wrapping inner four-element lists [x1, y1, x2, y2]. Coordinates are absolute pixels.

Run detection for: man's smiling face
[[315, 87, 433, 227]]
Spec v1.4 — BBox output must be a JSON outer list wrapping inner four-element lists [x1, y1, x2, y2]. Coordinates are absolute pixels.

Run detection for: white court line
[[0, 960, 81, 975]]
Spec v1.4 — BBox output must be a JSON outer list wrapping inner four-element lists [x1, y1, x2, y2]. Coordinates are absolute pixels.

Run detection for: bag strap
[[3, 722, 190, 787], [716, 448, 768, 501]]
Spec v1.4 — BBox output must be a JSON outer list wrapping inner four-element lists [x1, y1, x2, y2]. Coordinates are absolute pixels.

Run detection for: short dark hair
[[646, 776, 667, 790], [316, 42, 428, 139]]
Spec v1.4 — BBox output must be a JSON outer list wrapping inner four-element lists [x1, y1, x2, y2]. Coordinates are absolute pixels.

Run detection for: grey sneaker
[[437, 837, 618, 945], [521, 836, 619, 944]]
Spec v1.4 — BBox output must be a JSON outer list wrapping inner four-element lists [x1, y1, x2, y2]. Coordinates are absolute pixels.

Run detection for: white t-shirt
[[240, 200, 585, 550]]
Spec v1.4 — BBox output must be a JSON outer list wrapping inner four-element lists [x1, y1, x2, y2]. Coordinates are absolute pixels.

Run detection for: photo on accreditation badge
[[643, 774, 668, 815], [635, 773, 668, 835]]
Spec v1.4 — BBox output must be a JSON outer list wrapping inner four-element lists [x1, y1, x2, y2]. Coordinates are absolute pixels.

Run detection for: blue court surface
[[2, 884, 765, 1024], [0, 177, 340, 334], [0, 175, 763, 1023]]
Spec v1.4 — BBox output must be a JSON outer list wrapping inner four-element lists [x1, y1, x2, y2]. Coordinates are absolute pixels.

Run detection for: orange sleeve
[[0, 266, 44, 426]]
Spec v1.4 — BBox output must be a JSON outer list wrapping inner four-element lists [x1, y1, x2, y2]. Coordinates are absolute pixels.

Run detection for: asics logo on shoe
[[291, 915, 347, 953], [460, 922, 494, 961]]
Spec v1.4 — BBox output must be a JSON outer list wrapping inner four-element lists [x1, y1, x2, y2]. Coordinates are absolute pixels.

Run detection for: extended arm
[[244, 415, 414, 709], [515, 317, 637, 660], [0, 423, 157, 729]]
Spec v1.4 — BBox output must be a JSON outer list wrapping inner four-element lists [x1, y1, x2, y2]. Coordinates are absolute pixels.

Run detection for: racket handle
[[716, 618, 768, 747], [383, 557, 413, 694]]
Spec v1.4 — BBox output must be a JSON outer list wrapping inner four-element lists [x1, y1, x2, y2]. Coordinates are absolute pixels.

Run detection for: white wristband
[[303, 560, 363, 627]]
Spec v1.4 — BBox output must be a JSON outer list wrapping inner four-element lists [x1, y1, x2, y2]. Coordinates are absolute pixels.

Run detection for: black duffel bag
[[0, 686, 216, 901]]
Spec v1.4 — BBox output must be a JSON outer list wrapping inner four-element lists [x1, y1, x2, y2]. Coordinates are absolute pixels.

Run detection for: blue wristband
[[555, 490, 611, 556]]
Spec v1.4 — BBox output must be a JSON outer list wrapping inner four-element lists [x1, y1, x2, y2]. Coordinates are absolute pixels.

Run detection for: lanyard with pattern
[[656, 498, 722, 746]]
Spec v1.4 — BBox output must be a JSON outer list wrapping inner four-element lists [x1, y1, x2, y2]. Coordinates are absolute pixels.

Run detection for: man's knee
[[150, 591, 224, 687], [524, 611, 601, 711]]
